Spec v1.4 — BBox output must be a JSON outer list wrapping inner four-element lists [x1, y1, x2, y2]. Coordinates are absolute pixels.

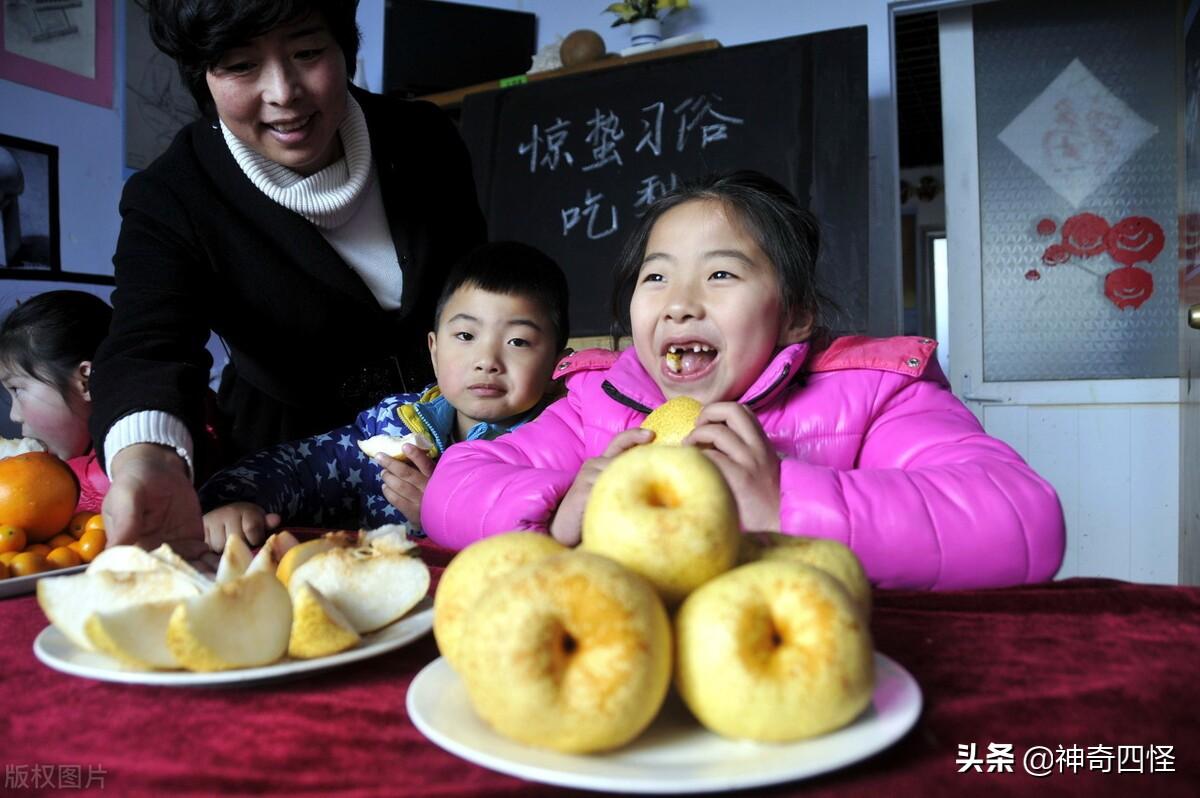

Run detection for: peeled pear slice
[[245, 531, 300, 576], [146, 544, 212, 590], [357, 432, 433, 461], [84, 600, 186, 670], [288, 583, 361, 659], [38, 569, 203, 652], [166, 571, 292, 671], [359, 525, 416, 554], [88, 545, 170, 574], [276, 535, 353, 588], [289, 545, 429, 633], [215, 534, 252, 583]]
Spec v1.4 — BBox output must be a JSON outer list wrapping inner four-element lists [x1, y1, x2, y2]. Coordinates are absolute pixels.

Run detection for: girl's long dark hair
[[0, 291, 112, 392]]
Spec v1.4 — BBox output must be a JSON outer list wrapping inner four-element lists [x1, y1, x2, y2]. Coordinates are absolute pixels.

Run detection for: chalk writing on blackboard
[[525, 94, 744, 242]]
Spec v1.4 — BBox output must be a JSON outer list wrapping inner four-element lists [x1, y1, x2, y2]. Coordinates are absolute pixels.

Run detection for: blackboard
[[460, 27, 868, 337]]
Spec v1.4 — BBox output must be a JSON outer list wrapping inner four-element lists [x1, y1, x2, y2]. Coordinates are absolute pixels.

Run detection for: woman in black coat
[[91, 0, 485, 550]]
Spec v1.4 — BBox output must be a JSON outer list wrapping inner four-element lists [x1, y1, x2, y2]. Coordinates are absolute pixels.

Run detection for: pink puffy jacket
[[421, 336, 1065, 589], [67, 451, 110, 514]]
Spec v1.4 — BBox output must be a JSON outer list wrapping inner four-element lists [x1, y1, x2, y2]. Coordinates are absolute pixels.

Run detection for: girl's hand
[[376, 444, 436, 527], [684, 402, 781, 531], [103, 443, 208, 559], [202, 502, 280, 552], [549, 428, 653, 546]]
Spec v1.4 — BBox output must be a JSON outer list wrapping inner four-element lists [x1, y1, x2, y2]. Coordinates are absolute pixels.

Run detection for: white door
[[939, 1, 1192, 584]]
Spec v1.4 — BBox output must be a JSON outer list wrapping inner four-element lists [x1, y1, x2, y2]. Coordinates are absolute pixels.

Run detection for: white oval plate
[[33, 597, 433, 687], [407, 652, 921, 794], [0, 564, 87, 600]]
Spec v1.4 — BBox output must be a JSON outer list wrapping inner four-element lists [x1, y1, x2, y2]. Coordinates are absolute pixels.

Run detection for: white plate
[[0, 564, 87, 599], [408, 653, 921, 794], [33, 597, 434, 687]]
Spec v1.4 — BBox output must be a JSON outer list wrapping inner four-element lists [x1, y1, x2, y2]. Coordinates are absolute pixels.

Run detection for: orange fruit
[[23, 543, 51, 557], [47, 533, 76, 550], [46, 546, 82, 569], [75, 528, 106, 563], [0, 551, 18, 566], [83, 514, 106, 535], [67, 511, 99, 538], [9, 551, 49, 577], [0, 452, 79, 543], [0, 559, 8, 580], [0, 524, 26, 554]]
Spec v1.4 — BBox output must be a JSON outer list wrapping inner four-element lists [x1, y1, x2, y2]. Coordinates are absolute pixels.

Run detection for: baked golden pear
[[640, 396, 703, 445], [581, 444, 739, 604], [674, 560, 874, 742], [433, 531, 565, 671], [166, 570, 292, 671], [739, 532, 872, 619], [288, 583, 361, 659], [457, 551, 672, 753]]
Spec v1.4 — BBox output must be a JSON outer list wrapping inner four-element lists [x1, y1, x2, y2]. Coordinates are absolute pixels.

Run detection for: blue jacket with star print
[[197, 385, 536, 531]]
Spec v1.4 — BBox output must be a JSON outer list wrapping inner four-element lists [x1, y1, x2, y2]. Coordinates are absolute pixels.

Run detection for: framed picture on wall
[[0, 0, 114, 108], [0, 133, 60, 273]]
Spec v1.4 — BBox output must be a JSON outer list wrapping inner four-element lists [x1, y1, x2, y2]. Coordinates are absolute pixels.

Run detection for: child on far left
[[0, 290, 112, 513]]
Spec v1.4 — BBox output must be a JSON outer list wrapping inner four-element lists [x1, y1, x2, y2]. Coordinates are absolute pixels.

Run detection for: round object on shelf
[[560, 29, 606, 67]]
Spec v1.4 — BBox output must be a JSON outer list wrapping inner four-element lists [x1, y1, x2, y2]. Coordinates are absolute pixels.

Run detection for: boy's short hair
[[434, 242, 570, 352]]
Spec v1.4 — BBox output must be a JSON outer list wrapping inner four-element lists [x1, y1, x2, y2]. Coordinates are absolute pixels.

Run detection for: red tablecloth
[[4, 545, 1197, 797]]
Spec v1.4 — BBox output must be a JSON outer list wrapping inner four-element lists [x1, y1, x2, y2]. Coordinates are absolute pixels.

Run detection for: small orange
[[0, 559, 8, 580], [47, 533, 76, 550], [67, 511, 99, 539], [0, 551, 18, 566], [46, 546, 82, 569], [75, 528, 106, 563], [9, 551, 49, 577], [23, 543, 51, 557], [0, 524, 26, 554], [83, 514, 106, 536]]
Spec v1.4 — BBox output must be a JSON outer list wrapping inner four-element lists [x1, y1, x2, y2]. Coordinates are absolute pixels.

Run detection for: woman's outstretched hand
[[103, 443, 207, 559]]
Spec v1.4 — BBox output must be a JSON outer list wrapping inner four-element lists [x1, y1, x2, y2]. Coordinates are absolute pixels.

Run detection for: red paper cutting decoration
[[1036, 218, 1057, 236], [1061, 212, 1109, 257], [1025, 269, 1041, 281], [1104, 216, 1164, 268], [1104, 266, 1154, 309], [1041, 244, 1070, 266]]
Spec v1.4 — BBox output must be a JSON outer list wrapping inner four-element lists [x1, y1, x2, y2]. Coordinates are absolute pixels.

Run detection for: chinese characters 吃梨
[[515, 94, 746, 241]]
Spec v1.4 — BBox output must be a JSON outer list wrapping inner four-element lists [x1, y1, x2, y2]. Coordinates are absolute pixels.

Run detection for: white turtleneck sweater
[[105, 95, 401, 478]]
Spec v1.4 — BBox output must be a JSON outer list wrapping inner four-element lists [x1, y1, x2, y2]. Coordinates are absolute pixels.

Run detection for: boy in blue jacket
[[199, 242, 568, 549]]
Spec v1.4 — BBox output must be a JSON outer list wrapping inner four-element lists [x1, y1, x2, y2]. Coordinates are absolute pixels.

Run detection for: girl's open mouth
[[663, 343, 718, 381]]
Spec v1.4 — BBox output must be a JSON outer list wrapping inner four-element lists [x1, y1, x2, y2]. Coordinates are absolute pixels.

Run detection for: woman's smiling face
[[630, 199, 799, 404], [205, 13, 347, 176]]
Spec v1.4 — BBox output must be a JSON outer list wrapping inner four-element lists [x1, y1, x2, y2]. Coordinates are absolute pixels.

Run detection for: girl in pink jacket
[[422, 171, 1065, 589]]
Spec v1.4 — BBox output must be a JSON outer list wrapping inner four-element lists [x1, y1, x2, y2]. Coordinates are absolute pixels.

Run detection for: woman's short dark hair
[[0, 291, 112, 393], [435, 242, 571, 352], [610, 170, 830, 341], [145, 0, 360, 116]]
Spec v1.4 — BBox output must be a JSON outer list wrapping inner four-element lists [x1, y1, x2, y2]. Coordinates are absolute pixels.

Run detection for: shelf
[[416, 40, 720, 110]]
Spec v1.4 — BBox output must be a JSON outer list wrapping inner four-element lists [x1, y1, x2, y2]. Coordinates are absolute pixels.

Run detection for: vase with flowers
[[605, 0, 691, 48]]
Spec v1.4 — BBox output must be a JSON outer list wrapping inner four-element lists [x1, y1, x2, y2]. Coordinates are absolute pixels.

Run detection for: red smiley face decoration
[[1061, 213, 1109, 257], [1104, 216, 1164, 268], [1104, 266, 1154, 309], [1041, 244, 1070, 266]]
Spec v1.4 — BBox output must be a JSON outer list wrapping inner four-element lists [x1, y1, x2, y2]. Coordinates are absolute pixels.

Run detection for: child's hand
[[684, 402, 781, 531], [202, 502, 280, 552], [550, 428, 653, 546], [376, 444, 435, 527]]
